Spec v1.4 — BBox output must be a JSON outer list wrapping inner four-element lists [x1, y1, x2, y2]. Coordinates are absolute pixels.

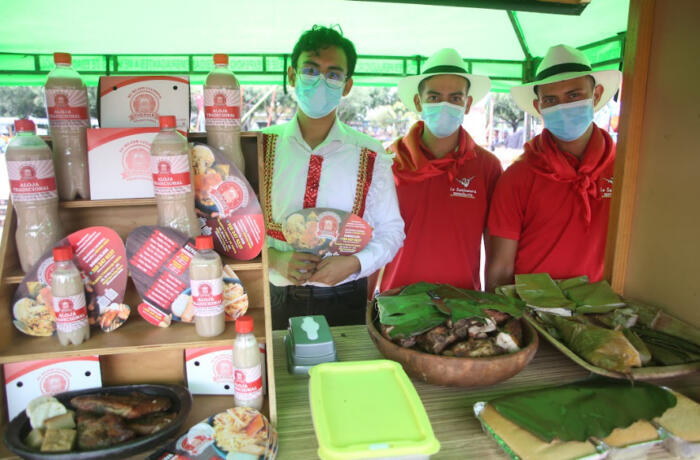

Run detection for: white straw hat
[[510, 44, 622, 118], [398, 48, 491, 112]]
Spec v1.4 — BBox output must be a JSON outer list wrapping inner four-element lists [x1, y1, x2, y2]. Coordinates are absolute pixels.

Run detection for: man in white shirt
[[262, 25, 405, 329]]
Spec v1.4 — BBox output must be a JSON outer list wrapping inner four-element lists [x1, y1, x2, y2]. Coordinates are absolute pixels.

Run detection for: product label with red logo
[[233, 365, 262, 401], [52, 293, 88, 333], [204, 88, 241, 128], [191, 278, 223, 317], [46, 88, 89, 127], [151, 154, 193, 195], [7, 159, 58, 201]]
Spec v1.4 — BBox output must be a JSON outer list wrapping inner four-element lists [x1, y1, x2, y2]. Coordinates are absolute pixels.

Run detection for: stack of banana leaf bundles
[[498, 274, 700, 375], [375, 282, 526, 358]]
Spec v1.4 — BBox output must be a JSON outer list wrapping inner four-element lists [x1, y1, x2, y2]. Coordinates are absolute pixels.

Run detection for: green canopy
[[0, 0, 628, 90]]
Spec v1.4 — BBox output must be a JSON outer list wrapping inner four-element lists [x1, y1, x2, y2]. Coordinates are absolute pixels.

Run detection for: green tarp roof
[[0, 0, 629, 90]]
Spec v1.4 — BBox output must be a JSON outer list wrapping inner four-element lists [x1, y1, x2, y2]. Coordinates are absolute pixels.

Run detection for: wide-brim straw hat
[[510, 44, 622, 118], [398, 48, 491, 112]]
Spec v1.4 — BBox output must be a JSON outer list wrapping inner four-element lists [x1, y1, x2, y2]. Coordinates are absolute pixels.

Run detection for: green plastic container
[[309, 360, 440, 460]]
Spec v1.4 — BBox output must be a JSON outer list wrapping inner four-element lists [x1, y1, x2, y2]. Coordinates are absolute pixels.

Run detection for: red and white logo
[[212, 354, 234, 383], [191, 278, 223, 316], [46, 89, 89, 127], [7, 159, 58, 201], [600, 176, 614, 198], [58, 298, 73, 312], [20, 165, 36, 180], [151, 155, 192, 195], [198, 283, 212, 296], [204, 88, 241, 127], [120, 140, 152, 181], [176, 423, 214, 456], [39, 369, 70, 395], [210, 177, 249, 217], [450, 175, 478, 199], [317, 211, 341, 241], [234, 365, 263, 400], [158, 161, 171, 174], [128, 87, 161, 123]]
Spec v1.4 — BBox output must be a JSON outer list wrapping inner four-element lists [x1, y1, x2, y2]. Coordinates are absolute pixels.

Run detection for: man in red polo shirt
[[486, 44, 622, 291], [380, 48, 502, 292]]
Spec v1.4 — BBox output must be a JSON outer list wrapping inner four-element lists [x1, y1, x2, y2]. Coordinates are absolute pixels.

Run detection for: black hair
[[291, 25, 357, 78], [533, 75, 596, 96], [417, 75, 470, 95]]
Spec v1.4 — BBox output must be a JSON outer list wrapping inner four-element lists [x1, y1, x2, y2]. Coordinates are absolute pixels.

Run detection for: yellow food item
[[40, 428, 76, 452], [44, 411, 75, 430], [479, 403, 598, 460], [27, 397, 66, 429], [24, 428, 44, 450], [603, 420, 659, 447], [654, 391, 700, 442]]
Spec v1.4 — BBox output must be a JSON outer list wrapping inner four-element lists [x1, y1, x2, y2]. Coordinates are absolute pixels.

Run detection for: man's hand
[[309, 255, 361, 286], [268, 248, 321, 285], [485, 236, 518, 292]]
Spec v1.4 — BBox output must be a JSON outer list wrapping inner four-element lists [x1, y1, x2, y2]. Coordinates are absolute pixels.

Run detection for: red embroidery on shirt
[[303, 155, 324, 208], [352, 149, 376, 218]]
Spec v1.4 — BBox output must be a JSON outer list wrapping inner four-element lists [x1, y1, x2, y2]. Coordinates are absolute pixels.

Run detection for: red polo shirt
[[487, 126, 616, 282], [381, 122, 502, 292]]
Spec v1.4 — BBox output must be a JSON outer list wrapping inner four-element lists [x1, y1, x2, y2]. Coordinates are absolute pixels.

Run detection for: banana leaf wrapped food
[[376, 282, 526, 358], [547, 314, 642, 373]]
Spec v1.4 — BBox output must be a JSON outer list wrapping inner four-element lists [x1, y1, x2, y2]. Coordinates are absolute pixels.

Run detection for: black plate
[[3, 384, 192, 460]]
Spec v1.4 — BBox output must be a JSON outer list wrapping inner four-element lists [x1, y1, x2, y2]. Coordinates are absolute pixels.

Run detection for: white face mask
[[420, 102, 465, 138]]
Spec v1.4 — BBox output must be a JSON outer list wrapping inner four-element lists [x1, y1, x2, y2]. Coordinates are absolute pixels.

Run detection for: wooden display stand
[[0, 132, 277, 457]]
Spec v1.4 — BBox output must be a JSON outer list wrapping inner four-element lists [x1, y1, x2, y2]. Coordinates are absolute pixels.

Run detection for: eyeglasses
[[297, 65, 347, 89]]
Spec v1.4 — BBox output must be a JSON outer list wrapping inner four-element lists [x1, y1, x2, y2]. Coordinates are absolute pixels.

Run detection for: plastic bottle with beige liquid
[[233, 315, 263, 410], [6, 119, 64, 273], [189, 235, 225, 337], [150, 115, 200, 238], [204, 54, 245, 173], [44, 52, 90, 200], [50, 246, 90, 346]]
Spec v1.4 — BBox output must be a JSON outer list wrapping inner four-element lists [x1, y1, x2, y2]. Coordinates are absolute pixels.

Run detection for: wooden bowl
[[366, 302, 539, 387]]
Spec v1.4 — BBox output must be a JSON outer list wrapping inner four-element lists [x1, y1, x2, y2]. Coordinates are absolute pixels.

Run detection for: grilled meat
[[449, 338, 505, 358], [502, 318, 523, 346], [416, 325, 458, 354], [381, 323, 417, 347], [126, 412, 176, 436], [70, 392, 171, 419], [485, 309, 511, 325], [76, 411, 135, 450]]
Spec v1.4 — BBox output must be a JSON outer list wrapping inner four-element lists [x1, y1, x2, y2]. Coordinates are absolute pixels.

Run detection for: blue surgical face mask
[[420, 102, 465, 138], [294, 73, 343, 119], [541, 98, 595, 142]]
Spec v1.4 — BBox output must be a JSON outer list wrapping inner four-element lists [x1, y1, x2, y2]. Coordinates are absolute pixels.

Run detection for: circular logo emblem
[[54, 93, 69, 107], [39, 369, 70, 395], [131, 93, 157, 114], [211, 178, 249, 217], [213, 92, 226, 106], [157, 161, 172, 174], [19, 165, 36, 180], [212, 354, 233, 382], [317, 212, 341, 241], [121, 142, 151, 181], [198, 284, 212, 296]]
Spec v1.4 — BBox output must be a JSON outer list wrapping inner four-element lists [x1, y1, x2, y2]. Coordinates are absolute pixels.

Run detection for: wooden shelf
[[3, 256, 262, 285], [0, 307, 265, 364], [60, 198, 156, 208]]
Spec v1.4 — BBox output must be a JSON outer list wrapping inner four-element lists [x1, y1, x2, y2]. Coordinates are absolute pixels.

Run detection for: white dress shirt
[[262, 115, 405, 287]]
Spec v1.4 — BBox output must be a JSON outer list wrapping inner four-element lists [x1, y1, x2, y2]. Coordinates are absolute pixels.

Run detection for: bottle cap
[[53, 246, 73, 262], [14, 119, 35, 133], [235, 315, 254, 334], [213, 54, 229, 65], [195, 235, 214, 250], [159, 115, 176, 129], [53, 52, 72, 65]]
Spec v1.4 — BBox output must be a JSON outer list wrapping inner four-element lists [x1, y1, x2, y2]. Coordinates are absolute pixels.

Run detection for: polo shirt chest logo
[[599, 176, 613, 198], [450, 175, 477, 199]]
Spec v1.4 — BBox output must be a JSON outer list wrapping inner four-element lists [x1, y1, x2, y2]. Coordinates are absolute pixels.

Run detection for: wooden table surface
[[272, 325, 700, 460]]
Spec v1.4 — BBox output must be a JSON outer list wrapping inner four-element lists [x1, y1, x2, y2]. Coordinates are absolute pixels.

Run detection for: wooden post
[[604, 0, 656, 291]]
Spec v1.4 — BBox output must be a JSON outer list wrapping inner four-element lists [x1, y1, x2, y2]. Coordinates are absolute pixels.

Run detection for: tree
[[492, 92, 524, 131], [0, 86, 99, 119]]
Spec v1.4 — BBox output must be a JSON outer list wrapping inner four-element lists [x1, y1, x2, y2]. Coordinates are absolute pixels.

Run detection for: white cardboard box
[[4, 356, 102, 420], [99, 75, 190, 132], [87, 127, 159, 199], [185, 344, 266, 395]]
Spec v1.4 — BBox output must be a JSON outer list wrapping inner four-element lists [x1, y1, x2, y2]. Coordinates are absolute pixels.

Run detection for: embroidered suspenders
[[261, 133, 377, 242]]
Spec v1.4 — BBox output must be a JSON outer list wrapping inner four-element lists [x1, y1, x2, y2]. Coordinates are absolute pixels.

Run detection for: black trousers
[[269, 278, 368, 330]]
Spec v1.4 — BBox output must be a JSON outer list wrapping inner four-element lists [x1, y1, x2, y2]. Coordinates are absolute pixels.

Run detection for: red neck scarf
[[523, 125, 615, 224], [391, 121, 476, 184]]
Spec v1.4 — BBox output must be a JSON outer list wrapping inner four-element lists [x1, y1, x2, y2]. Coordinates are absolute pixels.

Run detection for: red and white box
[[87, 127, 159, 199], [185, 344, 266, 396], [4, 356, 102, 420], [98, 76, 190, 132]]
